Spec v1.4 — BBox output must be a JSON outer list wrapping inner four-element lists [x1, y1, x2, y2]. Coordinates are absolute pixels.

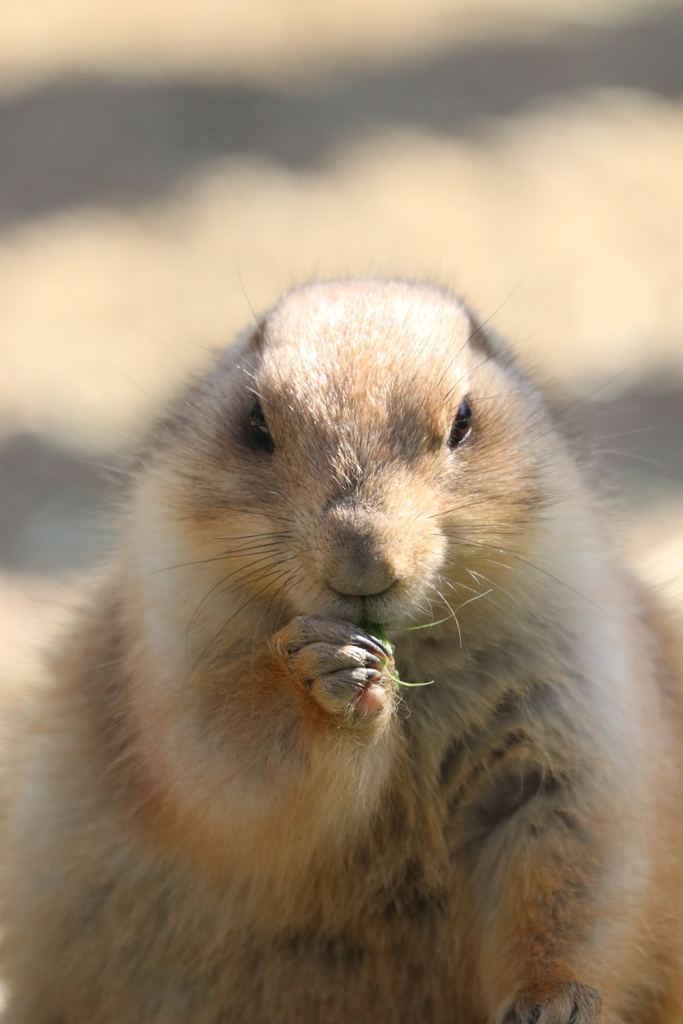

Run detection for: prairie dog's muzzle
[[321, 505, 399, 597]]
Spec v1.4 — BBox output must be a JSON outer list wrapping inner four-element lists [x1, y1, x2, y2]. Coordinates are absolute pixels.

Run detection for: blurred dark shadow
[[0, 434, 117, 573], [589, 379, 683, 513], [0, 7, 682, 224]]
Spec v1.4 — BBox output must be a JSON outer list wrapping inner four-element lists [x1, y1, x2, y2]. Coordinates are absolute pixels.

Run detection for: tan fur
[[1, 278, 683, 1024]]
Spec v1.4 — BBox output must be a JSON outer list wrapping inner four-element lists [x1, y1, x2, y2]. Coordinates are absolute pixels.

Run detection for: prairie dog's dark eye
[[249, 402, 274, 452], [448, 398, 472, 448]]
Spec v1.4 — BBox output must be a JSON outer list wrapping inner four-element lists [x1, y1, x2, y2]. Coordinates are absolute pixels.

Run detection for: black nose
[[322, 506, 398, 597]]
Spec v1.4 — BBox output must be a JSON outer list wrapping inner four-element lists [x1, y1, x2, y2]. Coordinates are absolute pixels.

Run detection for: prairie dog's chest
[[399, 662, 578, 861]]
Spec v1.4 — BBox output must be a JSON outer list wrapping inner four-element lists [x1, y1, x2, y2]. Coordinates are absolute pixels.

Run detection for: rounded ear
[[241, 318, 268, 356], [212, 320, 268, 379], [466, 310, 516, 368]]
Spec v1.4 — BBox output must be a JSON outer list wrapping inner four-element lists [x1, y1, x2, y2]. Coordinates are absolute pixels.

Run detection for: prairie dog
[[2, 278, 683, 1024]]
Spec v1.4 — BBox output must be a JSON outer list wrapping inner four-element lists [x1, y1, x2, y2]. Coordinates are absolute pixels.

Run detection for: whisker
[[466, 567, 526, 613], [192, 564, 300, 671], [448, 536, 612, 618], [215, 506, 292, 524], [593, 450, 679, 478], [454, 588, 493, 614], [557, 359, 647, 412], [151, 539, 290, 576], [430, 496, 501, 519], [187, 554, 296, 642], [432, 585, 463, 649]]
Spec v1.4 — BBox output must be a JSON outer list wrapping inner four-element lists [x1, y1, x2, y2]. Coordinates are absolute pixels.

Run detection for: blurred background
[[0, 0, 682, 695]]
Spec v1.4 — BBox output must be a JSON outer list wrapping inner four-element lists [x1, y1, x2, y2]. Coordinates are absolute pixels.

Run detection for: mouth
[[289, 571, 426, 630], [322, 586, 408, 630]]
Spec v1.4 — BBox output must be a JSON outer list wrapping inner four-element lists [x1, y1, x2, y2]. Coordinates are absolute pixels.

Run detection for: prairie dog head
[[128, 279, 582, 664]]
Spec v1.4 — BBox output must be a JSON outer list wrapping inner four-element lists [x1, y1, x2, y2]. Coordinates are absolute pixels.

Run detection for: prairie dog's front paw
[[270, 616, 397, 719], [502, 981, 602, 1024]]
